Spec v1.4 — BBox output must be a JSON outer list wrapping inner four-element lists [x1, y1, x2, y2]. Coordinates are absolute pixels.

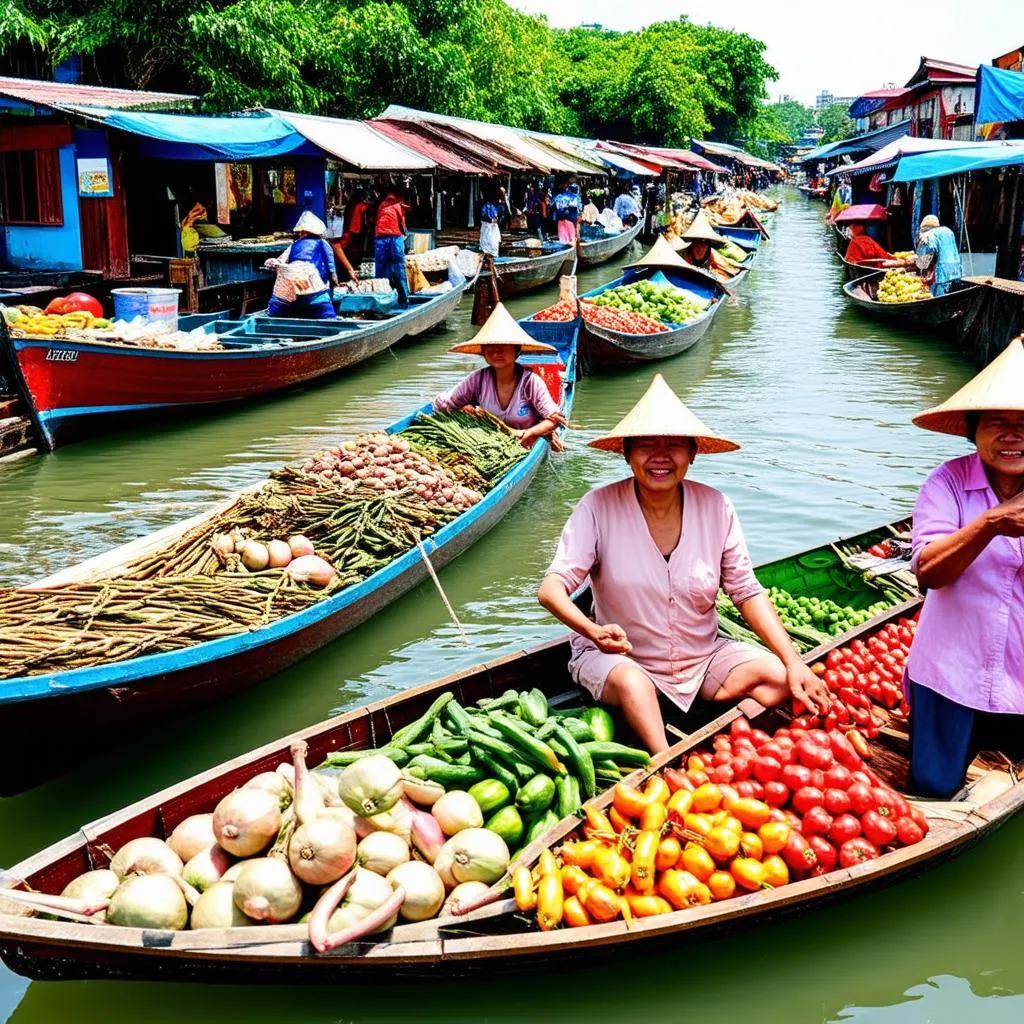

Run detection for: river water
[[2, 191, 1022, 1023]]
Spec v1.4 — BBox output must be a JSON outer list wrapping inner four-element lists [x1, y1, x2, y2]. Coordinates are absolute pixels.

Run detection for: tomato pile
[[803, 615, 919, 736], [531, 299, 576, 323], [531, 299, 669, 335], [517, 715, 928, 930]]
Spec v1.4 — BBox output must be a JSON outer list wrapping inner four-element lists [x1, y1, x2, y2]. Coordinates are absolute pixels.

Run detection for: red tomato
[[801, 806, 833, 836], [45, 291, 104, 318], [880, 683, 902, 709], [894, 816, 925, 846], [752, 755, 782, 784], [861, 809, 898, 847], [774, 729, 793, 744], [839, 837, 880, 867], [731, 755, 752, 781], [909, 806, 930, 835], [730, 717, 752, 738], [747, 781, 765, 799], [712, 750, 731, 767], [873, 787, 902, 819], [850, 639, 867, 654], [849, 654, 867, 673], [847, 782, 877, 816], [808, 835, 838, 871], [809, 769, 826, 790], [759, 741, 783, 761], [749, 729, 771, 748], [763, 781, 789, 808], [735, 780, 758, 798], [781, 830, 818, 874], [828, 733, 862, 771], [711, 764, 735, 784], [823, 765, 853, 790], [781, 764, 812, 791], [796, 739, 831, 771], [825, 650, 845, 670], [828, 813, 861, 845], [823, 670, 842, 693], [713, 736, 732, 752], [823, 788, 852, 815], [792, 786, 825, 815]]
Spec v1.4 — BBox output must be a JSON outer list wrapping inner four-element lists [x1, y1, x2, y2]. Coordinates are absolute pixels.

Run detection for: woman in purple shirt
[[434, 303, 567, 449], [908, 337, 1024, 796]]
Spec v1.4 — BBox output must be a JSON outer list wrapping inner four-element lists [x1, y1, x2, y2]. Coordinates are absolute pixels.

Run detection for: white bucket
[[110, 288, 181, 330]]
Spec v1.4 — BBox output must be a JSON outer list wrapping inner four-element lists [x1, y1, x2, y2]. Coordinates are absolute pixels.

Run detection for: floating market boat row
[[0, 313, 578, 796], [841, 270, 981, 334], [4, 521, 1017, 982]]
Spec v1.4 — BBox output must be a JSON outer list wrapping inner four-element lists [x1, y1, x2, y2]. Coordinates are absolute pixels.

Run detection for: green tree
[[770, 100, 815, 143], [817, 102, 855, 143]]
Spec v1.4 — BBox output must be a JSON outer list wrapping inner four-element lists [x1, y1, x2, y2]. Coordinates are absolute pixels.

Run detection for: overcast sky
[[511, 2, 1019, 105]]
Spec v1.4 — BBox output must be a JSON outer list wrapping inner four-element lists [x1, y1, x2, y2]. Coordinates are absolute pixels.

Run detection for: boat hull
[[6, 283, 468, 450], [576, 219, 643, 267], [842, 272, 980, 332], [487, 245, 574, 297]]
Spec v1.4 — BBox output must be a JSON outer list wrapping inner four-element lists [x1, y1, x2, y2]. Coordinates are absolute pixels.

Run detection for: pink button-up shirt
[[547, 477, 765, 706], [908, 453, 1024, 713], [433, 366, 558, 430]]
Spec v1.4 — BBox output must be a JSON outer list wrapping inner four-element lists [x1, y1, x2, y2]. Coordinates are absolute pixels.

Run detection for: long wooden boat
[[487, 243, 575, 297], [836, 251, 881, 283], [715, 225, 761, 253], [842, 271, 981, 333], [576, 219, 644, 267], [0, 318, 578, 796], [570, 264, 728, 374], [2, 278, 474, 451], [2, 526, 1018, 982]]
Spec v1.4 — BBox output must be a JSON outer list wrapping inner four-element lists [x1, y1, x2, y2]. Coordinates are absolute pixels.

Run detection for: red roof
[[369, 120, 495, 174], [609, 141, 726, 173], [835, 203, 888, 223], [0, 75, 196, 112], [905, 57, 978, 88]]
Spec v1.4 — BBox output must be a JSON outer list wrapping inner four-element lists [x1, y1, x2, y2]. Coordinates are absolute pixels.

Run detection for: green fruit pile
[[877, 269, 929, 304], [588, 280, 711, 325], [766, 586, 890, 636]]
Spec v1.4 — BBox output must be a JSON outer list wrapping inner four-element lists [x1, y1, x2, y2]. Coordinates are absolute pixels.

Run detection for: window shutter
[[36, 148, 63, 226]]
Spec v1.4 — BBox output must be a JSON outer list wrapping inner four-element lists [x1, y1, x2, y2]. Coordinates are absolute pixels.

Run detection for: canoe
[[576, 219, 644, 267], [831, 223, 851, 257], [842, 271, 981, 333], [4, 526, 1018, 983], [0, 317, 579, 796], [2, 279, 474, 451], [836, 251, 881, 283], [487, 243, 575, 297], [715, 226, 761, 253], [570, 265, 728, 374]]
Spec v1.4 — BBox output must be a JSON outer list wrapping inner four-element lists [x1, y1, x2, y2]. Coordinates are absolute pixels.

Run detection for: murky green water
[[3, 191, 1020, 1023]]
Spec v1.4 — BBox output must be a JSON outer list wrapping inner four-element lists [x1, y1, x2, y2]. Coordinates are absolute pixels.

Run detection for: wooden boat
[[2, 526, 1017, 982], [836, 251, 880, 283], [487, 243, 575, 297], [715, 225, 761, 253], [570, 264, 728, 374], [0, 318, 578, 796], [576, 219, 644, 267], [3, 278, 475, 451], [842, 271, 981, 333]]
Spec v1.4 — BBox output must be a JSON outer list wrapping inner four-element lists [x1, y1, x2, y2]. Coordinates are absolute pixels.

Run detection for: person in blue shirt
[[612, 185, 641, 226], [916, 214, 963, 296], [552, 181, 582, 243], [479, 192, 502, 257], [266, 211, 339, 319]]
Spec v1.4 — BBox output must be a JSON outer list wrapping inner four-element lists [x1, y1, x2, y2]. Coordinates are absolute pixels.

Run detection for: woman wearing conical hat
[[904, 338, 1024, 798], [538, 375, 831, 752], [675, 210, 743, 281], [433, 303, 567, 449]]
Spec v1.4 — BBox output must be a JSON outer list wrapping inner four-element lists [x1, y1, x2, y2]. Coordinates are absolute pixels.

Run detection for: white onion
[[287, 535, 316, 558], [447, 828, 509, 885], [61, 869, 119, 903], [386, 861, 444, 922], [287, 554, 336, 589], [432, 842, 457, 890], [356, 832, 410, 877], [183, 845, 234, 893], [431, 791, 483, 837], [109, 837, 183, 881], [231, 858, 302, 923], [288, 817, 357, 886], [243, 771, 293, 810], [220, 862, 245, 883], [166, 814, 217, 863], [240, 540, 270, 571], [107, 874, 188, 930], [190, 881, 252, 929], [338, 755, 403, 817], [213, 788, 281, 857], [319, 805, 356, 829], [441, 881, 490, 917], [266, 539, 293, 568]]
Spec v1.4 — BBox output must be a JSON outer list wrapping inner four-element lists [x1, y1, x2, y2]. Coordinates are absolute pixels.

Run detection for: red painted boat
[[3, 281, 471, 450]]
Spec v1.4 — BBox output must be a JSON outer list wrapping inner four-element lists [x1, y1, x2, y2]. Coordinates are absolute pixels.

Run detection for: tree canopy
[[2, 2, 778, 146], [817, 102, 856, 143]]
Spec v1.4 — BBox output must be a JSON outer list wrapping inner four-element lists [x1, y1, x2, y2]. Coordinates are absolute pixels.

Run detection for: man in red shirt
[[374, 189, 409, 306]]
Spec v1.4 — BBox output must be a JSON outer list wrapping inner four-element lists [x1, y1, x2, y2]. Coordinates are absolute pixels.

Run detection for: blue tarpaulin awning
[[976, 64, 1024, 126], [800, 120, 912, 164], [891, 141, 1024, 181]]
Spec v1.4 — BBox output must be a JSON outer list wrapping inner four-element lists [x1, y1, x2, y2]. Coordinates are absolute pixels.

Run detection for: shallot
[[287, 555, 335, 589]]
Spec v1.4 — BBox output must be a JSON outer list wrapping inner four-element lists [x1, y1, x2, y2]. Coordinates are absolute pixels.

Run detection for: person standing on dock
[[479, 191, 502, 257], [374, 188, 410, 307], [613, 185, 641, 227], [538, 375, 831, 753], [552, 181, 582, 244], [905, 338, 1024, 797], [915, 214, 963, 296]]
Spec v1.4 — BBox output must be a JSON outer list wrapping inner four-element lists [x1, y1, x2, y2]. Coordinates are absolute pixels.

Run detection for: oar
[[413, 533, 471, 646]]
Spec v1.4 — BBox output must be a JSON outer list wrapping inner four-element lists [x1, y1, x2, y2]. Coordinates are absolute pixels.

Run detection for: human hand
[[589, 623, 632, 655], [550, 411, 568, 428], [990, 491, 1024, 537], [787, 661, 831, 715]]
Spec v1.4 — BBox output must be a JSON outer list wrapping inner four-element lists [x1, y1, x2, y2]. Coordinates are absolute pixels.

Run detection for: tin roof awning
[[0, 75, 196, 113], [691, 140, 780, 170], [827, 135, 982, 178], [847, 89, 912, 120], [271, 110, 433, 170], [522, 132, 610, 176], [369, 119, 496, 174], [590, 143, 660, 176], [802, 119, 912, 163], [891, 139, 1024, 181]]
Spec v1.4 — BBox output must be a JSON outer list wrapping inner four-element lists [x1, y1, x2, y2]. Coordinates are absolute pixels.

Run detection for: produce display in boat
[[532, 297, 668, 335], [875, 269, 931, 304], [1, 304, 112, 336]]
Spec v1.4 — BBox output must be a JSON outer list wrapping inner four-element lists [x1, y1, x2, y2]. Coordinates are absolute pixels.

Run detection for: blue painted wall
[[3, 144, 82, 271]]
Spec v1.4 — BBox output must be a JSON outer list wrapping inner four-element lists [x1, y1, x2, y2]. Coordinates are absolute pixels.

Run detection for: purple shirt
[[433, 366, 558, 430], [908, 453, 1024, 713]]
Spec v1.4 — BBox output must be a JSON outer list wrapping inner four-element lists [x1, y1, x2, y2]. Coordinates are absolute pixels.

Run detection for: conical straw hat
[[680, 209, 727, 246], [913, 336, 1024, 437], [449, 302, 557, 355], [626, 235, 692, 271], [589, 373, 740, 454]]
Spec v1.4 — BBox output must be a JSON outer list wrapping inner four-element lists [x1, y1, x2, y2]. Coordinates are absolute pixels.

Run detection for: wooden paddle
[[471, 253, 501, 326]]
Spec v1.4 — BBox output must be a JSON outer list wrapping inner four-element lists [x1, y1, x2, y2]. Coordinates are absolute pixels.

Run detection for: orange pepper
[[721, 815, 744, 835], [630, 829, 660, 893], [513, 865, 536, 911], [687, 754, 707, 772], [583, 806, 615, 838], [667, 789, 694, 816], [683, 812, 714, 838], [608, 806, 631, 834], [680, 844, 716, 883], [562, 894, 591, 928], [707, 870, 737, 901], [656, 835, 682, 871], [640, 800, 668, 831], [731, 797, 772, 830], [658, 869, 713, 910], [592, 846, 631, 890], [536, 872, 564, 931], [731, 856, 769, 892], [740, 832, 764, 861], [709, 809, 729, 826], [613, 783, 650, 819], [762, 854, 790, 888], [758, 820, 791, 855], [537, 850, 558, 878], [643, 776, 671, 805], [560, 864, 590, 897], [560, 839, 603, 868], [582, 882, 622, 923], [691, 783, 723, 813], [626, 894, 673, 917], [704, 825, 742, 862]]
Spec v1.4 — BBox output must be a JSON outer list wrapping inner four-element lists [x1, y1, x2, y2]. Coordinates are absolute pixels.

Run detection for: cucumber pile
[[319, 689, 649, 859]]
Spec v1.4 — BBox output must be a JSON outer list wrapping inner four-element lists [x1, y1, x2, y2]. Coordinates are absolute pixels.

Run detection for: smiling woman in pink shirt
[[906, 338, 1024, 797], [538, 375, 831, 753]]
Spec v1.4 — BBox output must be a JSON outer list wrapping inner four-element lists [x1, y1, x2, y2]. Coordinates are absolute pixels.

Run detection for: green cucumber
[[525, 809, 559, 845], [442, 700, 476, 736], [469, 779, 512, 814], [389, 692, 454, 748], [406, 755, 482, 787], [561, 717, 594, 743], [556, 774, 582, 819], [485, 805, 524, 848], [518, 688, 549, 727], [319, 746, 409, 768], [535, 719, 558, 742], [553, 724, 596, 799], [515, 774, 555, 816], [581, 707, 615, 743], [476, 690, 519, 711], [469, 749, 519, 794], [436, 738, 469, 756], [582, 741, 650, 768], [487, 715, 566, 775]]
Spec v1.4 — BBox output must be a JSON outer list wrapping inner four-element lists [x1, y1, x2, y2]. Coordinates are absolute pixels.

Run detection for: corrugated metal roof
[[0, 75, 196, 112], [369, 119, 495, 174], [611, 141, 727, 173], [591, 143, 660, 176], [906, 57, 978, 87], [271, 110, 433, 170], [827, 135, 981, 178], [523, 133, 609, 176], [802, 119, 912, 163]]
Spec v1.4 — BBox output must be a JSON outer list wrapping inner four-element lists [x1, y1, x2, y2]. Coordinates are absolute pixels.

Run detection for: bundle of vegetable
[[319, 689, 648, 860], [402, 411, 529, 483], [585, 280, 709, 326], [876, 269, 930, 304], [717, 241, 749, 264], [1, 304, 112, 336], [517, 714, 928, 929]]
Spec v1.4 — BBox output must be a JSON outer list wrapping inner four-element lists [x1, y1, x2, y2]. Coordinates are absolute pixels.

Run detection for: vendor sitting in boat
[[433, 302, 568, 450], [537, 375, 831, 753], [835, 205, 907, 268], [675, 211, 743, 281], [265, 211, 344, 320], [915, 214, 963, 296], [906, 337, 1024, 798]]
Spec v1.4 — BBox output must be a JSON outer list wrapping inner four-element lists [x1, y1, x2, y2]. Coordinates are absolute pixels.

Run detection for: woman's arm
[[538, 575, 632, 654]]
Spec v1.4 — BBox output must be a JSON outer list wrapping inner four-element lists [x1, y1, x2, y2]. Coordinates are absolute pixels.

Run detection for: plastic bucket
[[110, 288, 181, 330]]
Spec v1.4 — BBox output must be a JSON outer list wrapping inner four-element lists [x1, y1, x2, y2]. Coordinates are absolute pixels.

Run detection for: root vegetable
[[60, 869, 119, 904], [308, 868, 402, 952], [183, 845, 234, 893], [266, 539, 293, 568], [386, 861, 444, 921], [338, 755, 403, 817], [356, 832, 410, 876], [109, 838, 183, 881], [240, 540, 270, 571], [213, 788, 281, 858], [243, 772, 293, 811], [107, 874, 188, 930], [441, 881, 490, 917], [231, 858, 302, 923], [289, 817, 357, 886], [287, 555, 336, 589], [167, 814, 217, 863], [431, 791, 483, 836], [190, 882, 253, 929]]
